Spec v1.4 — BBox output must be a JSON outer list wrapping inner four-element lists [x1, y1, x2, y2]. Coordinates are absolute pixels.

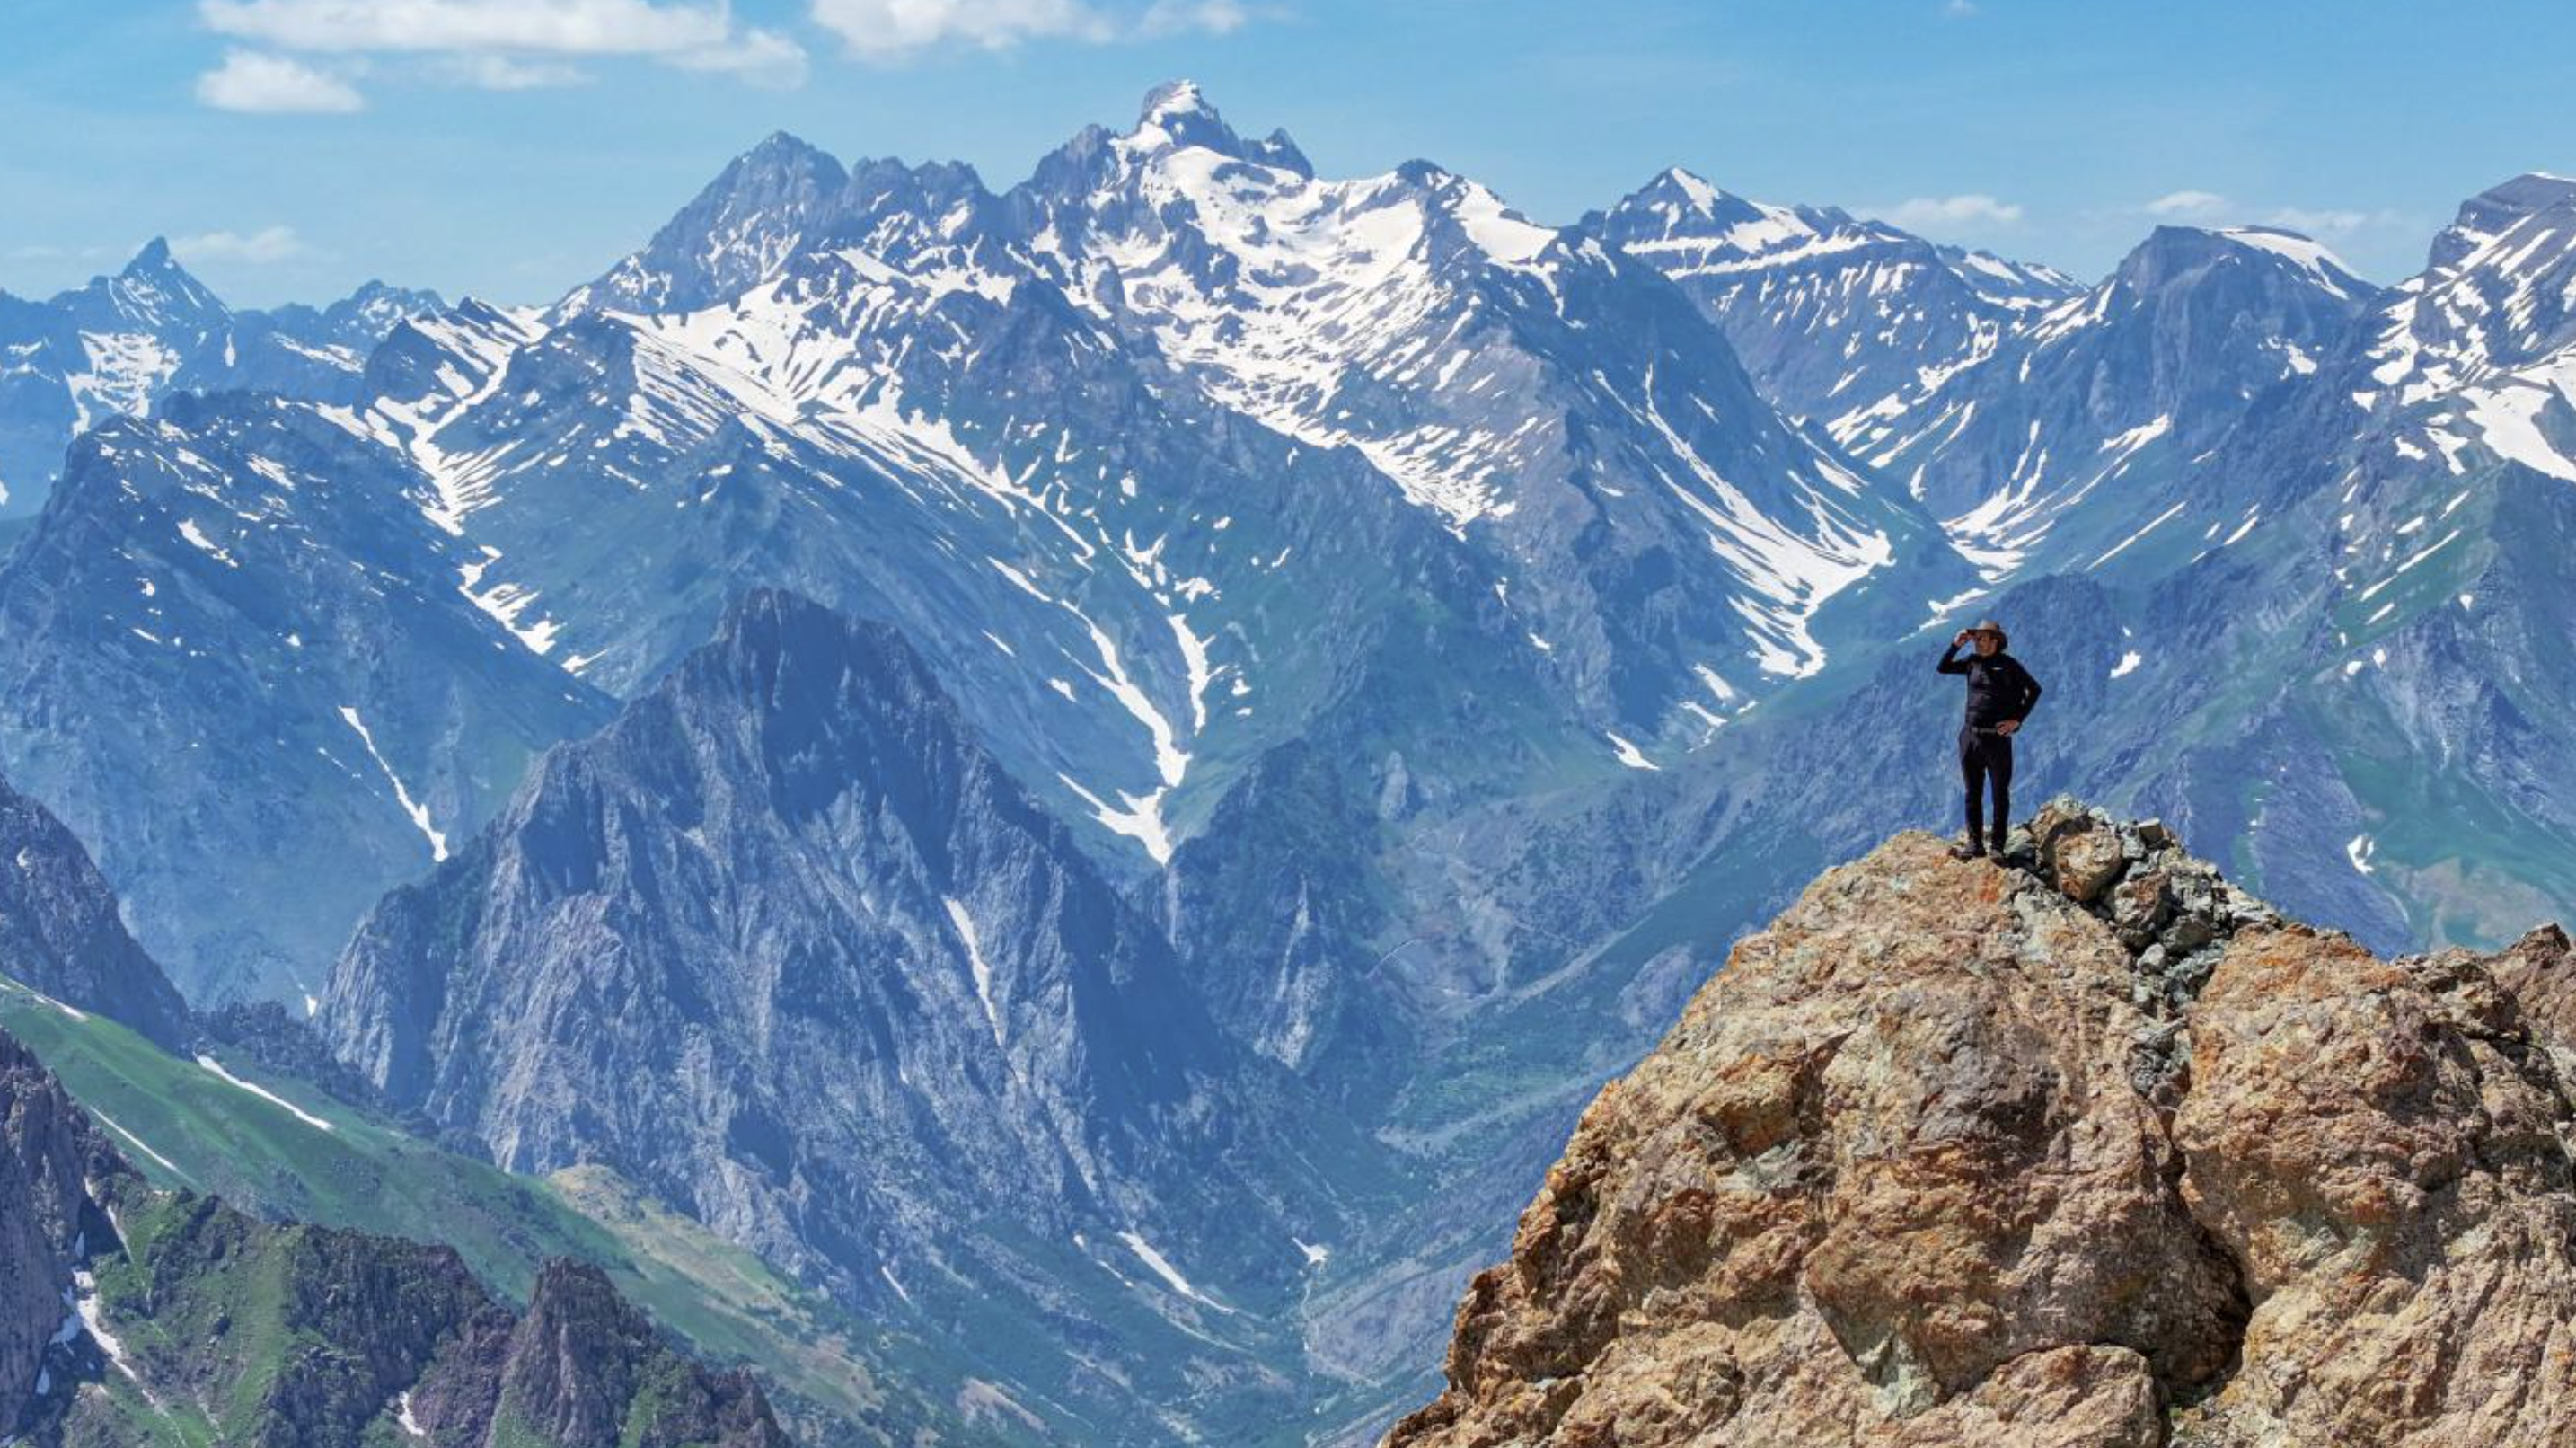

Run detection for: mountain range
[[2, 82, 2574, 1443], [0, 239, 440, 518]]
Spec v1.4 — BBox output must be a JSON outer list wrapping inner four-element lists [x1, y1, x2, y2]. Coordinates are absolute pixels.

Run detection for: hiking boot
[[1949, 839, 1988, 861]]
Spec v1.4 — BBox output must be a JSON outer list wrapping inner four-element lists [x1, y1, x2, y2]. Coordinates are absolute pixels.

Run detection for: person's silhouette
[[1936, 620, 2042, 859]]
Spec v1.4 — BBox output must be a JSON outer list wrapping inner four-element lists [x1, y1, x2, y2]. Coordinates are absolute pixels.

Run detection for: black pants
[[1959, 725, 2014, 851]]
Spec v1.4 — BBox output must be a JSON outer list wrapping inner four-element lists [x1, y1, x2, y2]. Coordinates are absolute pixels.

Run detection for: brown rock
[[1389, 819, 2576, 1448], [2107, 870, 2169, 936], [2053, 825, 2128, 904], [2174, 928, 2576, 1444]]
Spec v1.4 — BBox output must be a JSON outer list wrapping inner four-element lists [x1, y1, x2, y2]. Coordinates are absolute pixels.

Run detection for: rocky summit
[[1389, 799, 2576, 1446]]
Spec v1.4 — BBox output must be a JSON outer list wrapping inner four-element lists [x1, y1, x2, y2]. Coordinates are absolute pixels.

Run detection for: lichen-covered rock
[[1389, 807, 2576, 1447]]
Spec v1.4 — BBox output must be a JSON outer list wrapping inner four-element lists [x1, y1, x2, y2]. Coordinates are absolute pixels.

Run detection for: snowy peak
[[1125, 79, 1311, 177], [2357, 172, 2576, 476], [89, 237, 227, 333], [573, 129, 854, 313], [2387, 172, 2576, 376], [1595, 168, 1843, 269], [2431, 172, 2576, 269], [1593, 167, 2080, 464], [121, 235, 178, 278], [2108, 224, 2371, 305], [1598, 166, 2072, 311]]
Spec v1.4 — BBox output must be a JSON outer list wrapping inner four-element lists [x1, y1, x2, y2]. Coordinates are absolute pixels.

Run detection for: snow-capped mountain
[[7, 80, 2576, 1448], [0, 242, 442, 517], [1010, 84, 1978, 718], [1844, 224, 2381, 578], [0, 393, 609, 1002], [1590, 167, 2079, 437], [308, 80, 1976, 888]]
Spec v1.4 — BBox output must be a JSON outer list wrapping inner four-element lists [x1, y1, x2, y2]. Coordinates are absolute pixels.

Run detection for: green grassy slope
[[0, 976, 1037, 1446]]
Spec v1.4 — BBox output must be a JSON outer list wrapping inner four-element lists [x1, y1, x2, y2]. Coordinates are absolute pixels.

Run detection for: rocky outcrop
[[0, 1030, 117, 1435], [1389, 801, 2576, 1446], [0, 773, 189, 1047], [0, 1024, 790, 1446]]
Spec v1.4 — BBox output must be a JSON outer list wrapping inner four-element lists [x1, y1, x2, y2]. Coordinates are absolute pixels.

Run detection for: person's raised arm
[[1937, 630, 1972, 674]]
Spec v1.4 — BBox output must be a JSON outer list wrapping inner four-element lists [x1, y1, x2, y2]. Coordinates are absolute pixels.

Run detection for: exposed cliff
[[1391, 800, 2576, 1446], [0, 773, 189, 1048], [322, 588, 1363, 1438]]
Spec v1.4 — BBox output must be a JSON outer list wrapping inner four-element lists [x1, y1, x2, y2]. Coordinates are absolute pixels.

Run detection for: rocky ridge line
[[1389, 798, 2576, 1446]]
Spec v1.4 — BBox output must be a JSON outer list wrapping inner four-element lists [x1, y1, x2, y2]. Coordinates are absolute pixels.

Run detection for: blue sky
[[5, 0, 2572, 308]]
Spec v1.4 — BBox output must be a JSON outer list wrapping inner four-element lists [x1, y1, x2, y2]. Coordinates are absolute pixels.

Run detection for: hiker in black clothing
[[1937, 618, 2042, 860]]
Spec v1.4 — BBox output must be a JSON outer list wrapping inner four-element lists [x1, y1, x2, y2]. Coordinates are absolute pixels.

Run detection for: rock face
[[0, 773, 189, 1047], [324, 588, 1350, 1437], [0, 1024, 789, 1447], [1390, 802, 2576, 1446], [0, 1029, 115, 1435]]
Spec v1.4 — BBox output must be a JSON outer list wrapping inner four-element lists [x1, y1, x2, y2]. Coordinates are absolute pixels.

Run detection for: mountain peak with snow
[[2113, 223, 2372, 302], [2427, 171, 2576, 271], [122, 235, 178, 276], [1123, 78, 1310, 177]]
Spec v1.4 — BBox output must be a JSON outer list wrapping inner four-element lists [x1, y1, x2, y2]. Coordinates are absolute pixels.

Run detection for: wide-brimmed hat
[[1968, 619, 2009, 645]]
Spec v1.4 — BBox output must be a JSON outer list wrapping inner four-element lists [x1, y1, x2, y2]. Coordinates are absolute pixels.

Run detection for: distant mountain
[[325, 590, 1379, 1440], [0, 1026, 790, 1446], [0, 392, 611, 1002], [0, 241, 442, 518], [1857, 224, 2380, 576], [0, 773, 189, 1048], [1590, 167, 2079, 437]]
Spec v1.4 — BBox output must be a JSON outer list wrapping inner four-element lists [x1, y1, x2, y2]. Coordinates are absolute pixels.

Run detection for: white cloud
[[666, 25, 810, 86], [1877, 193, 2024, 230], [1942, 0, 1980, 16], [432, 52, 591, 88], [810, 0, 1102, 56], [197, 0, 806, 89], [2263, 206, 2406, 237], [172, 225, 313, 263], [1139, 0, 1252, 37], [2146, 189, 2228, 217], [810, 0, 1250, 59], [194, 49, 366, 111]]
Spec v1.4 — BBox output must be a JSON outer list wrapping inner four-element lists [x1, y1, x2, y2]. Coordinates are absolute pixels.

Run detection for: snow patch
[[1119, 1231, 1231, 1312], [944, 897, 1006, 1051], [339, 707, 448, 861], [196, 1054, 336, 1132], [89, 1109, 184, 1179], [1605, 733, 1660, 772]]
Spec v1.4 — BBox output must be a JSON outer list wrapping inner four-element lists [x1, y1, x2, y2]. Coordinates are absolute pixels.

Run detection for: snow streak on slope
[[338, 706, 448, 861]]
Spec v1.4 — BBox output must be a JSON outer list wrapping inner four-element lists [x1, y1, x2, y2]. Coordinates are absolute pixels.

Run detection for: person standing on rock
[[1937, 619, 2042, 860]]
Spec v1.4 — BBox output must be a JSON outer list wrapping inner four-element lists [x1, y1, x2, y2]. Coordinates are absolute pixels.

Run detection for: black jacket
[[1938, 643, 2042, 728]]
